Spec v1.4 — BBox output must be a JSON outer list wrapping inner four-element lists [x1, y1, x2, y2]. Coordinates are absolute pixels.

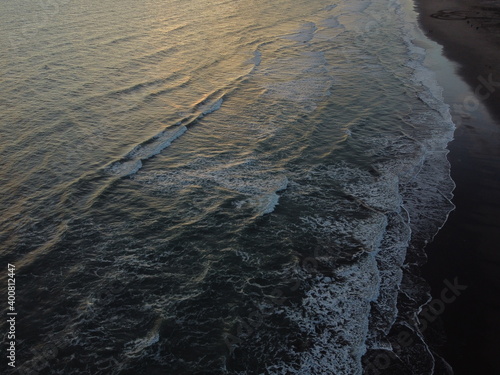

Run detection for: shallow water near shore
[[0, 0, 456, 373], [414, 1, 500, 373]]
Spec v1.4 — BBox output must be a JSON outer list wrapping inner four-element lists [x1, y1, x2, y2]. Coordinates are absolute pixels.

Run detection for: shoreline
[[415, 0, 500, 122], [413, 0, 500, 373]]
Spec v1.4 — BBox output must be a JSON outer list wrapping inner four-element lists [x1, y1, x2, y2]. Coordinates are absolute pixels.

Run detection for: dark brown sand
[[416, 0, 500, 122], [414, 0, 500, 374]]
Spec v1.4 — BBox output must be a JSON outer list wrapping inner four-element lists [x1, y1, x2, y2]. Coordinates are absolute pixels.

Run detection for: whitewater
[[0, 0, 455, 373]]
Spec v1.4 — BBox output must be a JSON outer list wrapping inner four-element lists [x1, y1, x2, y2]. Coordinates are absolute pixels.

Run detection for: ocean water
[[0, 0, 456, 374]]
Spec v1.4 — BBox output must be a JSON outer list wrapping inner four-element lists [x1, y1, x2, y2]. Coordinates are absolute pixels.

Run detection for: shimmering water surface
[[0, 0, 455, 373]]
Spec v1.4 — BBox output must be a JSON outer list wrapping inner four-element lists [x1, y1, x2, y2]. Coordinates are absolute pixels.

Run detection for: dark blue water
[[0, 0, 456, 373]]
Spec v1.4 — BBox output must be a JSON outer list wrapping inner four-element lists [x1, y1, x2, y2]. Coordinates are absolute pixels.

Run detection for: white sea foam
[[360, 0, 455, 371], [267, 254, 380, 375], [1, 0, 461, 373], [124, 332, 160, 358], [107, 159, 143, 177], [123, 319, 162, 358], [257, 50, 333, 111], [261, 157, 412, 374], [259, 1, 456, 372], [200, 98, 223, 116], [393, 0, 456, 246], [366, 212, 411, 347], [105, 94, 225, 178], [95, 0, 455, 372], [127, 126, 187, 160], [251, 193, 281, 215], [245, 50, 262, 67], [106, 125, 187, 177], [247, 177, 288, 214], [136, 158, 288, 216], [327, 166, 402, 213]]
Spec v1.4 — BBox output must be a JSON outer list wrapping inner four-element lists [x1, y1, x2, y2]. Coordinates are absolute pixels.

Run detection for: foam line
[[127, 125, 187, 160], [106, 125, 187, 177], [105, 92, 226, 177]]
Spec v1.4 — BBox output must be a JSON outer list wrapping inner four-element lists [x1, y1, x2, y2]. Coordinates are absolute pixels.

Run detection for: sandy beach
[[415, 0, 500, 373]]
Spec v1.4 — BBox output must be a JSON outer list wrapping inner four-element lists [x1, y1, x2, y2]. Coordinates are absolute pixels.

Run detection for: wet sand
[[414, 0, 500, 373]]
